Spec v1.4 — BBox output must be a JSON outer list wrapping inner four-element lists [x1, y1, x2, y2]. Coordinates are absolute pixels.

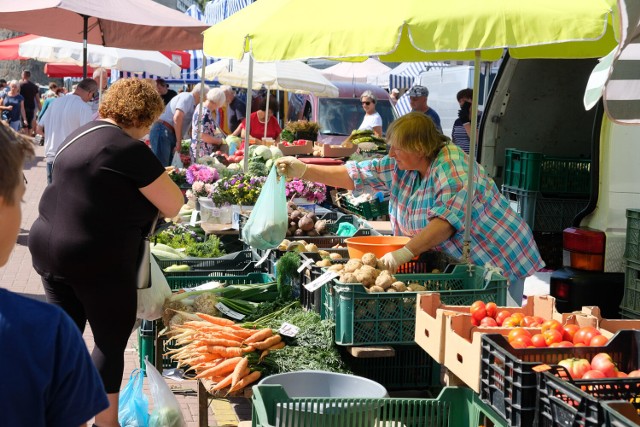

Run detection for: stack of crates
[[502, 148, 591, 268], [620, 209, 640, 318]]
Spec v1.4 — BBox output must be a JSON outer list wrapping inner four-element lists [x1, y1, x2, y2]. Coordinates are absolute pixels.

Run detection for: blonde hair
[[386, 112, 449, 160], [0, 123, 34, 205], [99, 78, 164, 129]]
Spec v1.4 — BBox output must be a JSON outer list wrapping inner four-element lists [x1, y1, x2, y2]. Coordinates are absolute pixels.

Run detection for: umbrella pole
[[82, 14, 88, 79], [462, 50, 482, 264], [263, 88, 269, 140], [243, 56, 253, 173], [197, 53, 207, 160]]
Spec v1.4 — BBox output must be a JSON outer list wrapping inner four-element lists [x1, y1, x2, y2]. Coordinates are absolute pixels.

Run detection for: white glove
[[379, 247, 415, 273], [275, 156, 308, 179]]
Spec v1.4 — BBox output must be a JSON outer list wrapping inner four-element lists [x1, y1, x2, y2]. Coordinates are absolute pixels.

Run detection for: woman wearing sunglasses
[[358, 90, 383, 137]]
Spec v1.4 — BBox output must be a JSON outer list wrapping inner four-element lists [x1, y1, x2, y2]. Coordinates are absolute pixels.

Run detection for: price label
[[255, 249, 272, 267], [297, 258, 315, 273], [304, 271, 338, 292], [189, 210, 199, 226], [279, 322, 300, 337], [215, 302, 245, 320]]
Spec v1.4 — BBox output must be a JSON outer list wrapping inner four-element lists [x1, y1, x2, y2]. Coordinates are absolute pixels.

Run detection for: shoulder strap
[[53, 123, 119, 166]]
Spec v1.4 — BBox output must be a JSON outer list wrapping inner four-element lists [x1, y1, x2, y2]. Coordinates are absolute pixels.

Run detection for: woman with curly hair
[[28, 78, 184, 427]]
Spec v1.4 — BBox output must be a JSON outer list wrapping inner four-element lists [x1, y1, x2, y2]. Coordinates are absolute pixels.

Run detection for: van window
[[318, 98, 395, 136]]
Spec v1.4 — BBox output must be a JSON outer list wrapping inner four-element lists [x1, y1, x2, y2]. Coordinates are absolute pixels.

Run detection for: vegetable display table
[[199, 222, 238, 236], [197, 379, 252, 427]]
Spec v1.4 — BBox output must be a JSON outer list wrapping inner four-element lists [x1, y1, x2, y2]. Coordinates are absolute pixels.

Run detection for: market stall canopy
[[0, 34, 38, 60], [0, 0, 209, 51], [368, 61, 449, 90], [584, 0, 640, 124], [202, 0, 618, 62], [320, 58, 391, 84], [44, 63, 110, 78], [199, 57, 339, 97], [19, 37, 182, 78]]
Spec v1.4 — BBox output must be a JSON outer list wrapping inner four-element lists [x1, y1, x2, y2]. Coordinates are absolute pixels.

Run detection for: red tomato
[[573, 326, 601, 346], [556, 341, 574, 347], [541, 319, 564, 335], [485, 302, 498, 319], [510, 341, 527, 349], [502, 317, 521, 328], [511, 334, 533, 347], [531, 333, 547, 348], [495, 310, 512, 326], [582, 370, 606, 379], [470, 301, 487, 322], [618, 371, 628, 378], [471, 316, 480, 326], [510, 312, 525, 323], [522, 316, 538, 327], [508, 328, 531, 343], [480, 317, 498, 327], [588, 334, 609, 347], [543, 329, 564, 346], [562, 324, 580, 342], [591, 353, 618, 377], [558, 358, 591, 380]]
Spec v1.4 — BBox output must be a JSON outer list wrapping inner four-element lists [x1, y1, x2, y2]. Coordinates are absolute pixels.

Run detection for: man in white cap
[[407, 85, 442, 133], [390, 88, 400, 105]]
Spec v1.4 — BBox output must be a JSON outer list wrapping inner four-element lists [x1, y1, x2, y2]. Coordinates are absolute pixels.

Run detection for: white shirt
[[39, 94, 93, 162], [358, 112, 382, 131]]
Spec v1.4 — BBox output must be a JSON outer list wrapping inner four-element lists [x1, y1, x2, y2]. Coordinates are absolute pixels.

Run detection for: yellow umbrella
[[202, 0, 619, 260]]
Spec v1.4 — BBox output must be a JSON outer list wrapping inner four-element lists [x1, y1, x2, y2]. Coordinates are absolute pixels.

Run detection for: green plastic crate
[[251, 385, 504, 427], [602, 401, 640, 427], [166, 272, 274, 291], [340, 344, 441, 391], [321, 264, 507, 346], [340, 197, 389, 220], [619, 259, 640, 316], [625, 209, 640, 263], [503, 148, 591, 196]]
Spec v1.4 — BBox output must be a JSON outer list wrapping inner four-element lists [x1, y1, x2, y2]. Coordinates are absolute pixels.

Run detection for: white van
[[287, 81, 395, 145], [480, 56, 638, 317]]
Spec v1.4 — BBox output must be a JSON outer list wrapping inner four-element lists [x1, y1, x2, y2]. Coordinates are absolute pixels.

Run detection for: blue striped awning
[[389, 62, 448, 90]]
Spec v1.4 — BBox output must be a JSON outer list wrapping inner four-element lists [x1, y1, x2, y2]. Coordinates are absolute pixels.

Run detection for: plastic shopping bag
[[118, 369, 150, 427], [136, 256, 172, 321], [171, 151, 184, 168], [145, 359, 186, 427], [241, 166, 287, 250]]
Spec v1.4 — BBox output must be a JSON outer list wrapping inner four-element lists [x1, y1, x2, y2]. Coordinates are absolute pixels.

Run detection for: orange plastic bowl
[[344, 236, 411, 259]]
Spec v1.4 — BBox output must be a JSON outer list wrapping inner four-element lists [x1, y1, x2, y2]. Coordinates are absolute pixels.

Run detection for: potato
[[361, 253, 378, 267], [298, 216, 315, 231], [318, 250, 330, 258], [329, 252, 343, 260], [343, 259, 363, 273], [375, 272, 394, 289], [408, 283, 427, 292], [328, 264, 344, 272], [314, 219, 327, 235], [355, 269, 376, 287], [339, 272, 358, 283], [385, 288, 398, 293], [390, 281, 407, 292], [315, 259, 332, 267], [357, 265, 379, 278], [286, 241, 306, 252], [305, 243, 319, 252], [368, 285, 385, 293]]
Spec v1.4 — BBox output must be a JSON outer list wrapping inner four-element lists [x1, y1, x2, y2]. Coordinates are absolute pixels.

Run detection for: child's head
[[0, 124, 33, 266]]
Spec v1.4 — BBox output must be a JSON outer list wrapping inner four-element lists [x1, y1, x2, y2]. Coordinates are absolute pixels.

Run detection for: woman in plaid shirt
[[276, 112, 543, 306]]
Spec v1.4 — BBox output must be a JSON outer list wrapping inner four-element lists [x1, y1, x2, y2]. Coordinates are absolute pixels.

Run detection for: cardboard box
[[575, 305, 640, 337], [314, 142, 357, 158], [436, 295, 597, 393], [278, 140, 313, 155]]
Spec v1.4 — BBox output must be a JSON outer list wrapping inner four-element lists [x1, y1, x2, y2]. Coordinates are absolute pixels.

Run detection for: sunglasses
[[361, 101, 372, 106]]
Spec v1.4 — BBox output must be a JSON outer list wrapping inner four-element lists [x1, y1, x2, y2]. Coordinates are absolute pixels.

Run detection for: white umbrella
[[321, 58, 391, 84], [200, 58, 339, 97], [19, 36, 182, 78]]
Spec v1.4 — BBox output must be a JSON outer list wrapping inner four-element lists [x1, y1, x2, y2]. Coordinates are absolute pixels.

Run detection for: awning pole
[[243, 55, 253, 173]]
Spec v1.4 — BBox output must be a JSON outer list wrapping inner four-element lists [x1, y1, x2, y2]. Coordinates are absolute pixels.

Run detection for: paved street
[[1, 142, 251, 427]]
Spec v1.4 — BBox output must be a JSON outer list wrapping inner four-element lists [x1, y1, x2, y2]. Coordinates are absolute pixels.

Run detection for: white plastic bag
[[241, 166, 287, 250], [171, 152, 184, 168], [136, 256, 172, 321], [145, 359, 186, 427]]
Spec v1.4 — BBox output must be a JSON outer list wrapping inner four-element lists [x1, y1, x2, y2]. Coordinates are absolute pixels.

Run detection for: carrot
[[252, 334, 283, 350], [230, 357, 250, 389], [193, 338, 243, 348], [266, 341, 286, 351], [205, 346, 247, 358], [195, 312, 236, 326], [227, 370, 262, 394], [194, 356, 243, 379], [244, 328, 273, 344], [213, 367, 249, 391]]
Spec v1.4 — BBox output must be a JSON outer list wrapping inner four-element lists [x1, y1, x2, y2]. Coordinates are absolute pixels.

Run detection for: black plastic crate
[[339, 345, 441, 391], [602, 401, 640, 427], [533, 231, 563, 270], [538, 362, 640, 427], [480, 330, 640, 426]]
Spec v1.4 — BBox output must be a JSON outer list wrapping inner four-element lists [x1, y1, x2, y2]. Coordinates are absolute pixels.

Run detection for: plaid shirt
[[345, 144, 544, 281]]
